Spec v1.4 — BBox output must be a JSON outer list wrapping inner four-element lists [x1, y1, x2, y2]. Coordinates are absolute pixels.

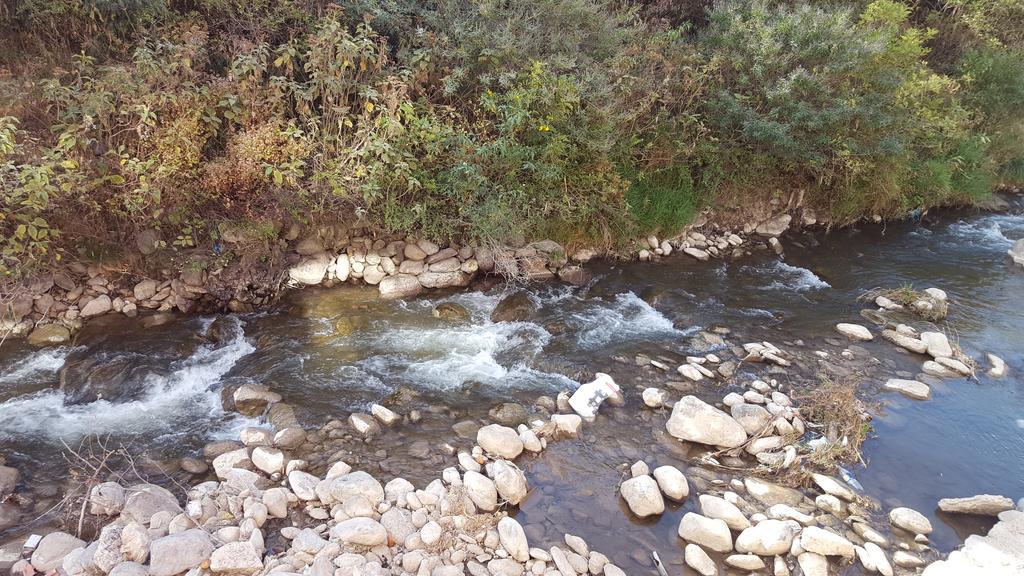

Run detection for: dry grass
[[795, 376, 873, 470], [860, 284, 948, 321]]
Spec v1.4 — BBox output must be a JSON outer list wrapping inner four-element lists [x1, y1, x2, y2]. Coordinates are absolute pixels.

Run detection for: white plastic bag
[[568, 372, 622, 420]]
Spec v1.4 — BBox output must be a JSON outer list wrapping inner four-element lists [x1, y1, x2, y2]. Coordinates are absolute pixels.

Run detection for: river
[[1, 204, 1023, 573]]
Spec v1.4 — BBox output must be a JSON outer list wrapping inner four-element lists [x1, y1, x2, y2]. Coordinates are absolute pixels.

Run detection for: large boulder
[[80, 295, 113, 318], [418, 270, 471, 289], [324, 471, 384, 506], [756, 214, 792, 237], [149, 530, 214, 576], [329, 518, 388, 546], [678, 512, 733, 553], [209, 541, 263, 574], [289, 254, 330, 285], [477, 424, 524, 459], [666, 396, 747, 448], [121, 484, 182, 526], [379, 274, 423, 299]]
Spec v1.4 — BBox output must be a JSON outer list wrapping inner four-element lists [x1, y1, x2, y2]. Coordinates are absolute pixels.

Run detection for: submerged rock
[[836, 323, 873, 341], [490, 291, 535, 323], [884, 378, 930, 400], [433, 302, 470, 321]]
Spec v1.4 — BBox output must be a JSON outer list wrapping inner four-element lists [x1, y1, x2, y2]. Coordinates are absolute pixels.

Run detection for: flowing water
[[2, 205, 1023, 573]]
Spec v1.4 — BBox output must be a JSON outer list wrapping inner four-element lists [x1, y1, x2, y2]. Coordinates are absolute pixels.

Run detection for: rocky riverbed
[[2, 203, 1024, 575]]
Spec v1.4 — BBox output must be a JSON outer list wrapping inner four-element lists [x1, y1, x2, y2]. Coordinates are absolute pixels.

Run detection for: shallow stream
[[2, 205, 1023, 573]]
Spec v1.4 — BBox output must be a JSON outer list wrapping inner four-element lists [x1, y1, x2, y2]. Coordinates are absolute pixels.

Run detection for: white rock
[[324, 471, 384, 506], [987, 353, 1007, 377], [477, 424, 524, 459], [865, 542, 893, 576], [287, 470, 319, 500], [938, 494, 1015, 516], [882, 329, 929, 354], [550, 414, 582, 436], [653, 466, 688, 501], [678, 512, 733, 553], [726, 554, 766, 571], [920, 331, 954, 358], [370, 404, 400, 425], [463, 471, 498, 512], [836, 323, 873, 341], [330, 518, 388, 546], [677, 364, 704, 381], [31, 532, 86, 572], [923, 360, 959, 378], [289, 255, 330, 285], [620, 475, 665, 517], [348, 413, 380, 436], [666, 396, 747, 448], [519, 429, 542, 452], [731, 403, 773, 435], [884, 378, 930, 400], [894, 551, 925, 568], [642, 387, 668, 408], [889, 507, 933, 534], [801, 526, 854, 557], [251, 446, 285, 475], [209, 541, 262, 574], [212, 448, 253, 479], [767, 504, 814, 526], [811, 473, 857, 501], [685, 543, 717, 576], [735, 519, 800, 556], [148, 530, 213, 576], [797, 552, 829, 576], [489, 459, 528, 505], [497, 517, 529, 562], [700, 494, 750, 530]]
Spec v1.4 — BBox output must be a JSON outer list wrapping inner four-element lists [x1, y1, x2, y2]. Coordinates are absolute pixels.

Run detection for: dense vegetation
[[2, 0, 1023, 276]]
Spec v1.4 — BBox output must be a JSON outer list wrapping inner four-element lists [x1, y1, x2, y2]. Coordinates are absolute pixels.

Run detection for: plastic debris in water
[[567, 372, 622, 421], [838, 466, 864, 491], [651, 551, 669, 576]]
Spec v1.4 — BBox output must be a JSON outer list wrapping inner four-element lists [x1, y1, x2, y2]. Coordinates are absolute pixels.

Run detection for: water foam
[[0, 316, 255, 443], [570, 291, 682, 348], [0, 346, 81, 386], [368, 319, 552, 390], [756, 260, 831, 291], [947, 215, 1024, 249]]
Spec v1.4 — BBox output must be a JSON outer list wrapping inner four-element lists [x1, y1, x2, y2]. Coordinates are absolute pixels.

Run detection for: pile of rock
[[13, 404, 626, 576], [288, 235, 590, 301], [637, 227, 753, 263]]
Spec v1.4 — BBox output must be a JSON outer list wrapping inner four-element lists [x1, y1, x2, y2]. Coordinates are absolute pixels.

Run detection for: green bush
[[1, 0, 1022, 276]]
